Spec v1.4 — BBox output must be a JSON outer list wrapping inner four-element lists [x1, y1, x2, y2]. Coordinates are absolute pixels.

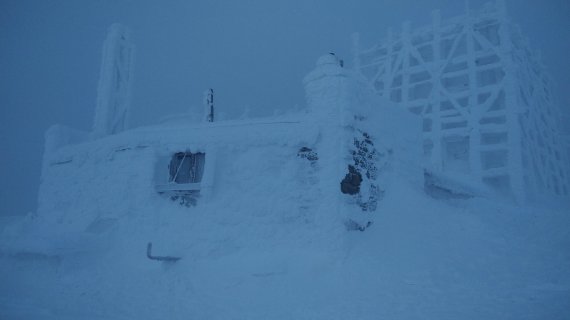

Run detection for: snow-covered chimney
[[92, 23, 135, 138], [303, 53, 350, 123], [303, 54, 355, 225]]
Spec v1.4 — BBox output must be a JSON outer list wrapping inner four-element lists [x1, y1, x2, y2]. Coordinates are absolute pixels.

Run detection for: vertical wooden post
[[204, 88, 214, 123], [497, 2, 525, 201], [401, 21, 411, 106], [431, 10, 443, 171], [384, 28, 394, 99], [465, 1, 482, 179]]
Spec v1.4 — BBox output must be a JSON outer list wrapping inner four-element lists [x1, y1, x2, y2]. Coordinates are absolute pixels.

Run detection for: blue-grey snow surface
[[1, 180, 569, 319]]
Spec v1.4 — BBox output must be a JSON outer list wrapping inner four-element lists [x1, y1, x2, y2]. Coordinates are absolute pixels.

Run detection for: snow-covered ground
[[1, 180, 569, 319]]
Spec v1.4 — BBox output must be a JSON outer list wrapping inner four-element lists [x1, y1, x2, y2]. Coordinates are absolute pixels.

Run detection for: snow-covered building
[[35, 50, 421, 245], [31, 1, 570, 243], [353, 0, 570, 200], [34, 1, 570, 238]]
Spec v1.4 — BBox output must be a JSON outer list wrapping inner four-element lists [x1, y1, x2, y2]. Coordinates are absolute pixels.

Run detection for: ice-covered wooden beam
[[92, 23, 135, 138]]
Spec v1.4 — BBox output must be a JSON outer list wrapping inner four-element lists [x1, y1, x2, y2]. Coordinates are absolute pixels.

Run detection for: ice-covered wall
[[353, 0, 569, 200], [92, 24, 135, 138], [33, 116, 364, 262]]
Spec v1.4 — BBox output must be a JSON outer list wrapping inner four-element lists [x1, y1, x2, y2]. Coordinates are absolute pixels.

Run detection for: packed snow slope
[[1, 179, 569, 319]]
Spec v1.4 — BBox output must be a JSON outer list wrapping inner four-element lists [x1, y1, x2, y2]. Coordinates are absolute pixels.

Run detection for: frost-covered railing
[[353, 0, 569, 199]]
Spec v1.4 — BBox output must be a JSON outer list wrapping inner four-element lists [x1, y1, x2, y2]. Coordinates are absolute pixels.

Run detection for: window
[[156, 151, 206, 207], [155, 151, 206, 195], [169, 152, 205, 184]]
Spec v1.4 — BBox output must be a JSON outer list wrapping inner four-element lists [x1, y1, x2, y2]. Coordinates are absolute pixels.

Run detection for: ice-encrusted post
[[497, 2, 525, 201], [92, 24, 135, 138], [430, 10, 443, 171], [384, 27, 393, 103], [401, 21, 411, 107], [464, 2, 483, 179], [203, 88, 214, 122]]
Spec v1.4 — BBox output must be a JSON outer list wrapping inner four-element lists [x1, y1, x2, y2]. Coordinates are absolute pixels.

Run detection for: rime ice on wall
[[42, 124, 88, 174], [93, 24, 135, 137], [37, 119, 319, 228], [353, 1, 569, 200], [304, 54, 421, 228]]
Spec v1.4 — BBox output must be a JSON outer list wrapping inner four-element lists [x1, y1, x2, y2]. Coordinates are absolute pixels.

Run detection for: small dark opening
[[341, 165, 362, 195]]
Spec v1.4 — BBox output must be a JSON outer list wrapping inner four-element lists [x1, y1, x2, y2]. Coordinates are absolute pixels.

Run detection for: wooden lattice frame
[[353, 1, 569, 199]]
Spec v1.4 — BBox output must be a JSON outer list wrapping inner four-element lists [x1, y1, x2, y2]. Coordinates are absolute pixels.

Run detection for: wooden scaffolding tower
[[353, 1, 569, 200]]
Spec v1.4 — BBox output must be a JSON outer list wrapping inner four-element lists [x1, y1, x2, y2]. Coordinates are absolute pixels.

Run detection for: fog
[[1, 0, 569, 216]]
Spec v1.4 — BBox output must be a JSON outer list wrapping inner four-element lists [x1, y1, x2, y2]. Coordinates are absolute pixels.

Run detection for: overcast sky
[[1, 0, 569, 216]]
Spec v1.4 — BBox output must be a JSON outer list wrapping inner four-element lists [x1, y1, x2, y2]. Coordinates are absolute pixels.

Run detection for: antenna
[[204, 88, 214, 122]]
